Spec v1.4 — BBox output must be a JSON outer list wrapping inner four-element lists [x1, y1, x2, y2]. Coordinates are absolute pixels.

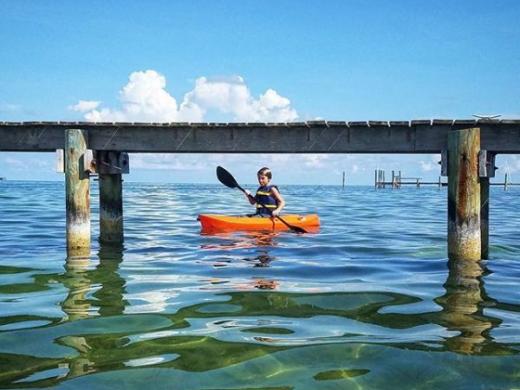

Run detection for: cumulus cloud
[[71, 70, 298, 123], [68, 100, 101, 113]]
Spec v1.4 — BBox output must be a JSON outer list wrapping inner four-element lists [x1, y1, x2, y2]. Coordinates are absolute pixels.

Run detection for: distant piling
[[447, 128, 481, 261], [65, 129, 90, 257]]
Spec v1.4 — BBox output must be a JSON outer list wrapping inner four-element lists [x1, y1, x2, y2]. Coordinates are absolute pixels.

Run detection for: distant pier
[[375, 170, 517, 190], [1, 119, 520, 261]]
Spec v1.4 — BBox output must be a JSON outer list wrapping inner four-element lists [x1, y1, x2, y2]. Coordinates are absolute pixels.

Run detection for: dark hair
[[257, 167, 272, 179]]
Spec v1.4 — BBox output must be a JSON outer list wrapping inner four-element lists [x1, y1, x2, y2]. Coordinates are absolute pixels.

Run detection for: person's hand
[[271, 209, 280, 217]]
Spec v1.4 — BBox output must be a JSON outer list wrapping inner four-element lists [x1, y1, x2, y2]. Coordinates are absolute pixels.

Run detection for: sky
[[1, 0, 519, 185]]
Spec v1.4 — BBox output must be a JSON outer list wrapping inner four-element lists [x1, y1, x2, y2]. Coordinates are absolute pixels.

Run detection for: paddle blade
[[275, 215, 307, 234], [290, 225, 307, 234], [216, 166, 239, 189]]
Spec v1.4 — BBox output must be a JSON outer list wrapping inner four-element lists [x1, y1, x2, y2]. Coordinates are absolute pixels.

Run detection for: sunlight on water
[[0, 181, 519, 388]]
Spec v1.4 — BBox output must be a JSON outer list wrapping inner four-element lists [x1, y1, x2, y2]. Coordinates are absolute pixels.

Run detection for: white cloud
[[3, 156, 51, 170], [68, 100, 100, 113], [131, 154, 209, 170], [499, 155, 520, 174], [419, 161, 435, 172], [302, 154, 329, 168], [420, 155, 440, 172], [0, 102, 21, 113], [71, 70, 298, 123]]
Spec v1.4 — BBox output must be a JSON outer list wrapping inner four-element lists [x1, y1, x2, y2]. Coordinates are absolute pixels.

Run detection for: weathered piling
[[98, 151, 126, 244], [447, 128, 481, 261], [65, 129, 90, 257]]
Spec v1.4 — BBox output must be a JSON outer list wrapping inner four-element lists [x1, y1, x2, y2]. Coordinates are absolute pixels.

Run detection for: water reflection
[[435, 259, 501, 354], [62, 244, 127, 320], [202, 232, 279, 289], [94, 244, 127, 317], [61, 257, 91, 321], [242, 232, 277, 268], [1, 249, 519, 386]]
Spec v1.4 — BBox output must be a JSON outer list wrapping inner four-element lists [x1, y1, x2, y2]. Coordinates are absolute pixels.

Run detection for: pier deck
[[1, 120, 520, 153]]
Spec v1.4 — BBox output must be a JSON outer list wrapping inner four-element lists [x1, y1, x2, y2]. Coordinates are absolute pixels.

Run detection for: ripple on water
[[1, 183, 520, 388]]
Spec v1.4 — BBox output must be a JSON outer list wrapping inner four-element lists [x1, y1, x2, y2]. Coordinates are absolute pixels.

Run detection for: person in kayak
[[244, 167, 285, 217]]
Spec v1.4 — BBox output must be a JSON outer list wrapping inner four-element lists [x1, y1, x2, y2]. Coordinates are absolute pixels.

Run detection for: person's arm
[[244, 190, 256, 205], [270, 187, 285, 216]]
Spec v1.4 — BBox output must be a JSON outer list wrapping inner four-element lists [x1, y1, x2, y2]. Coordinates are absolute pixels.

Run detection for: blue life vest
[[255, 185, 279, 215]]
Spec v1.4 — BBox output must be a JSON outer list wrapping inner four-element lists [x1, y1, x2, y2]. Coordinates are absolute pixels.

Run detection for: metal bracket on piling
[[96, 151, 129, 174], [57, 149, 97, 174], [56, 149, 64, 173], [81, 149, 96, 174], [478, 150, 497, 178]]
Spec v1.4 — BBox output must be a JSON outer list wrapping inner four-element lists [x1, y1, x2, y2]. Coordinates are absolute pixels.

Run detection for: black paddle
[[216, 166, 307, 233]]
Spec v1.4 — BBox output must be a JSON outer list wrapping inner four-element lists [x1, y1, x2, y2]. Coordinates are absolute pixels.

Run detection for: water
[[1, 181, 519, 389]]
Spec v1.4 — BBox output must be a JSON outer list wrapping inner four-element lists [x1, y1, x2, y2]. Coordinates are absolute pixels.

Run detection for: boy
[[244, 167, 285, 217]]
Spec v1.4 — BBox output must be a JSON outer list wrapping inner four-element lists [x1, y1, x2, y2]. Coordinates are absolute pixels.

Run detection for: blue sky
[[1, 0, 519, 184]]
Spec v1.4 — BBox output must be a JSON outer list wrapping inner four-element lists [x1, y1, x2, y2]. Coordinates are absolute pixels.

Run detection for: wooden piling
[[447, 128, 481, 261], [99, 174, 124, 244], [65, 129, 90, 257], [98, 151, 124, 244], [480, 177, 489, 260]]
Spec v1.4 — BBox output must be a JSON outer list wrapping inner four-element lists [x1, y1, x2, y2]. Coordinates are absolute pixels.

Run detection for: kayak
[[198, 214, 320, 233]]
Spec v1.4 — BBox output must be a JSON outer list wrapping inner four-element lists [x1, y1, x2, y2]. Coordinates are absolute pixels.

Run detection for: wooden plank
[[347, 121, 369, 127], [453, 119, 477, 127], [411, 120, 431, 126], [432, 119, 454, 125], [368, 121, 389, 127], [326, 121, 348, 127], [307, 120, 328, 126]]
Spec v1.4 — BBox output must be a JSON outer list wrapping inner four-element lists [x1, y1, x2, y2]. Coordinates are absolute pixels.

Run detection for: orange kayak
[[198, 214, 320, 233]]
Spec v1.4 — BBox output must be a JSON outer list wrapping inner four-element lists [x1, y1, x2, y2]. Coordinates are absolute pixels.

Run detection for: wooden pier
[[375, 170, 516, 190], [1, 119, 520, 260], [375, 169, 447, 188]]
